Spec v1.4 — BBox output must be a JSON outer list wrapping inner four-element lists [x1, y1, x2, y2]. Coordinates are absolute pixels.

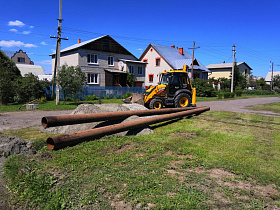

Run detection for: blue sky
[[1, 0, 279, 77]]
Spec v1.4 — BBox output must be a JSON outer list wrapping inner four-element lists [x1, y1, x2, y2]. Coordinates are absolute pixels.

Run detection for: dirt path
[[197, 97, 280, 116]]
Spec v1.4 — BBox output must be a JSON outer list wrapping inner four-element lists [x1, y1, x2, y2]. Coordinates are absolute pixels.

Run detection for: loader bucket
[[123, 93, 145, 106]]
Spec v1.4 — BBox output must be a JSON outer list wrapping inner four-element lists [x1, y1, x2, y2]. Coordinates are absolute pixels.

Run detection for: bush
[[217, 92, 223, 99], [242, 89, 275, 95], [235, 90, 243, 97], [230, 92, 235, 98], [223, 92, 231, 98], [122, 92, 131, 99], [38, 97, 47, 104], [85, 95, 98, 101], [192, 78, 216, 97], [104, 95, 109, 99]]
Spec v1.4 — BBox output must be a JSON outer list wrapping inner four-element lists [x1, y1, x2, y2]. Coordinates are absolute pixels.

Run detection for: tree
[[57, 65, 86, 103], [192, 78, 216, 97], [0, 50, 22, 104], [126, 72, 135, 87], [14, 73, 45, 103], [231, 64, 247, 90]]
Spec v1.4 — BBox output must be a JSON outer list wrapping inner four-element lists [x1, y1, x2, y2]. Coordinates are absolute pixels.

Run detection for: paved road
[[0, 97, 279, 132], [197, 97, 280, 116]]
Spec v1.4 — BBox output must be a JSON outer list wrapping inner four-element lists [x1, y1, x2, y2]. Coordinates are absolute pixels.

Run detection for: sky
[[1, 0, 280, 77]]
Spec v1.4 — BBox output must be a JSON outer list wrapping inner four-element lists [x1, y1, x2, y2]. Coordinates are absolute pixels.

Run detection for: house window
[[108, 56, 114, 66], [138, 66, 143, 75], [87, 73, 99, 84], [87, 54, 98, 64], [155, 57, 161, 66], [128, 65, 134, 74], [148, 74, 154, 82], [143, 59, 148, 63], [245, 69, 248, 74], [18, 57, 25, 63]]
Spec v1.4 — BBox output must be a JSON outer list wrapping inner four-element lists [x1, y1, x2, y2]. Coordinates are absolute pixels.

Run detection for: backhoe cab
[[125, 65, 196, 109]]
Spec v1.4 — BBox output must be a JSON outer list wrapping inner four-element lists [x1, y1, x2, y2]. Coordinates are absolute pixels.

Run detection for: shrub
[[243, 89, 275, 95], [230, 92, 235, 98], [217, 92, 223, 99], [85, 95, 98, 101], [122, 92, 131, 99], [235, 90, 243, 97], [192, 78, 216, 97], [38, 97, 47, 104], [223, 92, 231, 98], [104, 95, 109, 99]]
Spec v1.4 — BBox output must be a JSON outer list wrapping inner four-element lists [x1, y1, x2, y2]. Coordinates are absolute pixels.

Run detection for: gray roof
[[16, 64, 44, 76], [207, 62, 252, 70], [3, 50, 16, 58], [151, 44, 210, 72], [265, 71, 280, 82]]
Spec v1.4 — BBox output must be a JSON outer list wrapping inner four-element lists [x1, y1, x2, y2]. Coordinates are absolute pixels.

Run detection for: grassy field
[[246, 102, 280, 113], [3, 111, 280, 209]]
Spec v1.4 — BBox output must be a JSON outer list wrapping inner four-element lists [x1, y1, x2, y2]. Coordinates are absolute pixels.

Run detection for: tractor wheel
[[174, 93, 191, 108], [149, 99, 163, 109]]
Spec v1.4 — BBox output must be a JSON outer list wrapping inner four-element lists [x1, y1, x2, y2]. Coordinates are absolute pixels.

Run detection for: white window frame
[[108, 56, 114, 66], [87, 73, 99, 84], [87, 54, 98, 64], [137, 66, 143, 75], [128, 65, 135, 74]]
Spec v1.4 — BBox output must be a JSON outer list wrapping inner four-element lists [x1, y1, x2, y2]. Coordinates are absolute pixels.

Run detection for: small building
[[207, 62, 252, 80], [16, 64, 44, 76], [50, 35, 147, 87], [139, 44, 210, 87], [265, 71, 280, 85]]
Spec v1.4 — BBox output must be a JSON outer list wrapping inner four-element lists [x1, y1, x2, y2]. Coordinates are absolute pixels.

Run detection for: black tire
[[174, 93, 191, 108], [149, 99, 164, 109]]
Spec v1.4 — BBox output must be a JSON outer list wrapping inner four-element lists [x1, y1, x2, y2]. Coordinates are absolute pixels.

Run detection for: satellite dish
[[118, 61, 124, 68]]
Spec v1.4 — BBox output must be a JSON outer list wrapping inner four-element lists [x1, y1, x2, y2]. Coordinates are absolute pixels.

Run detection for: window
[[128, 65, 134, 74], [155, 57, 161, 66], [18, 57, 25, 63], [87, 73, 99, 84], [87, 54, 98, 64], [143, 59, 148, 63], [245, 69, 248, 74], [149, 74, 154, 82], [138, 66, 143, 75], [108, 56, 114, 66]]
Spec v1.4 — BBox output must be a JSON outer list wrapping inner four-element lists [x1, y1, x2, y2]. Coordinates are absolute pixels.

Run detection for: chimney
[[179, 47, 184, 55], [171, 45, 175, 48], [78, 39, 81, 44]]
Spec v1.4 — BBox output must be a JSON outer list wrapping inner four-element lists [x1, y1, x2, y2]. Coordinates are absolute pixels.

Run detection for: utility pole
[[231, 44, 236, 93], [188, 41, 200, 81], [271, 62, 274, 90], [50, 0, 68, 105]]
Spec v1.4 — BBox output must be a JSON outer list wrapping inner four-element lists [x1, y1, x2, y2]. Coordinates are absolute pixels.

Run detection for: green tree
[[14, 73, 45, 103], [126, 72, 135, 87], [0, 50, 22, 104], [57, 65, 86, 103], [192, 78, 216, 97], [230, 64, 247, 90]]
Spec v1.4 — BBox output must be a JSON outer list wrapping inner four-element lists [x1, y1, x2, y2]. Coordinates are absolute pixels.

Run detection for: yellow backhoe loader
[[124, 65, 196, 109]]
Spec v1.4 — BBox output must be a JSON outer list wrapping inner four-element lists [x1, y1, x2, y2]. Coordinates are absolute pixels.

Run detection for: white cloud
[[40, 41, 47, 46], [8, 20, 25, 27], [9, 29, 18, 33], [51, 49, 56, 54], [22, 31, 31, 35], [137, 48, 143, 51], [0, 40, 37, 48], [37, 60, 52, 65], [29, 26, 34, 29]]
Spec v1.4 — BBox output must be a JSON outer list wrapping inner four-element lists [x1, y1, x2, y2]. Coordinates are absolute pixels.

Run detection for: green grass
[[0, 99, 124, 112], [246, 102, 280, 113], [196, 94, 279, 102], [3, 111, 280, 209]]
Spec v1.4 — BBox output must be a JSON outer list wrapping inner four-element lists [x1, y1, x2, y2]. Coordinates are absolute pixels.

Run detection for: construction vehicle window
[[161, 74, 170, 85]]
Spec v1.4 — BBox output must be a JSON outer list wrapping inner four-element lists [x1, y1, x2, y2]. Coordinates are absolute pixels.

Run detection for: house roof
[[140, 44, 210, 72], [206, 62, 252, 70], [265, 71, 280, 82], [118, 58, 147, 64], [16, 64, 44, 76], [50, 35, 137, 59]]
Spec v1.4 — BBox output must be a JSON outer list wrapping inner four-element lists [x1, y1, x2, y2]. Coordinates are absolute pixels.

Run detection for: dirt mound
[[41, 103, 153, 136]]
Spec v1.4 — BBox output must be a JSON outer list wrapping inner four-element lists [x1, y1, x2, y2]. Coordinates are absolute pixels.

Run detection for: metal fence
[[45, 86, 145, 100]]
